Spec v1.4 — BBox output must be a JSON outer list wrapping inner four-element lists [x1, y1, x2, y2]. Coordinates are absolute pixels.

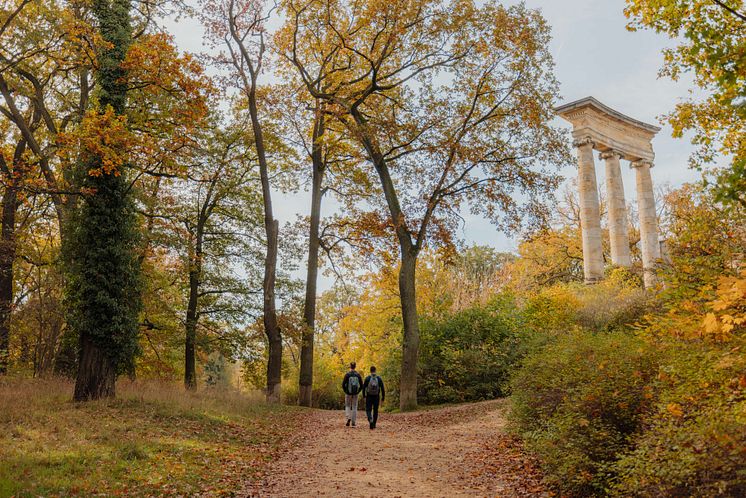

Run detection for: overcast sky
[[166, 0, 708, 257]]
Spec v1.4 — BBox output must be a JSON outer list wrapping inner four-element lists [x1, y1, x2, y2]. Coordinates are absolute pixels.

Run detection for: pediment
[[555, 97, 660, 163]]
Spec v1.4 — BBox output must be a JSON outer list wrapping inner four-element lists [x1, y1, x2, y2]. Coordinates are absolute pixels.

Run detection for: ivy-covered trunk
[[70, 0, 141, 401]]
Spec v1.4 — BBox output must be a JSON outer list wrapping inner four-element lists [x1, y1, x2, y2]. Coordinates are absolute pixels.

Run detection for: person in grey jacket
[[342, 362, 363, 427]]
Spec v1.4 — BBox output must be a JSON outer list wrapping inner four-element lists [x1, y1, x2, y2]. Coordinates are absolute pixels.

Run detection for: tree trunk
[[184, 212, 204, 390], [398, 249, 420, 411], [72, 0, 140, 402], [74, 333, 116, 400], [0, 184, 17, 374], [246, 78, 282, 403], [184, 264, 199, 390], [264, 219, 282, 402], [351, 110, 422, 411], [299, 109, 325, 407]]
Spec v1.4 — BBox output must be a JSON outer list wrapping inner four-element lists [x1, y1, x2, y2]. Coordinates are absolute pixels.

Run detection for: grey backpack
[[348, 374, 361, 394], [367, 375, 380, 396]]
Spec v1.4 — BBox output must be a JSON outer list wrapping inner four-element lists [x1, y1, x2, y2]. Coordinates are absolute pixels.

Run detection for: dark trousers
[[365, 395, 380, 426]]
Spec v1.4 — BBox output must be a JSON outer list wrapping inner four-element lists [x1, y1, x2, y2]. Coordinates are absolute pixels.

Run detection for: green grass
[[0, 377, 304, 497]]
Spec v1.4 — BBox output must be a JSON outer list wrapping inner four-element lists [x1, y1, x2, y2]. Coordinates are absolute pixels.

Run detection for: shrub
[[575, 269, 650, 332], [523, 274, 650, 337], [523, 284, 580, 334], [417, 293, 525, 404], [510, 330, 659, 495], [612, 338, 746, 497]]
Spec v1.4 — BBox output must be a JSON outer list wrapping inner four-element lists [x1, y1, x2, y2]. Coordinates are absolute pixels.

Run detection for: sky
[[165, 0, 709, 257]]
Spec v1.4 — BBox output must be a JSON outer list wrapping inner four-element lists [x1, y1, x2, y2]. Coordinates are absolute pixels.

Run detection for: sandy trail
[[253, 400, 548, 498]]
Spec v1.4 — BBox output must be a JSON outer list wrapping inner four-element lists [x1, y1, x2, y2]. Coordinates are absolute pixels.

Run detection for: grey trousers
[[345, 394, 359, 424]]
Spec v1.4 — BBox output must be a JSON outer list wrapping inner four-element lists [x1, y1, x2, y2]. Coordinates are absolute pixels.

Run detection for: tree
[[68, 0, 142, 400], [176, 124, 262, 389], [0, 0, 212, 377], [298, 101, 327, 406], [0, 0, 97, 373], [267, 77, 367, 406], [0, 135, 31, 373], [283, 0, 568, 409], [625, 0, 746, 206], [202, 0, 284, 402]]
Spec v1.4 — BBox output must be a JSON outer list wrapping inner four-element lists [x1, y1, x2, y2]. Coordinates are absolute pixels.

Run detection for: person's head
[[370, 366, 376, 374], [350, 362, 356, 370]]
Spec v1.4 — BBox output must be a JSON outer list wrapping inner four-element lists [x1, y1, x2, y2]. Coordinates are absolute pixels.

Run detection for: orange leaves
[[122, 33, 216, 175], [57, 107, 132, 177], [124, 32, 216, 114], [666, 402, 684, 418]]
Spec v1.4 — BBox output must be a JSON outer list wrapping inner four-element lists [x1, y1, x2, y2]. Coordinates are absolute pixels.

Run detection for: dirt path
[[252, 400, 549, 497]]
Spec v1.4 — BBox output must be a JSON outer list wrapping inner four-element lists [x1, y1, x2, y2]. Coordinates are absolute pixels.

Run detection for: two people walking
[[342, 362, 385, 430]]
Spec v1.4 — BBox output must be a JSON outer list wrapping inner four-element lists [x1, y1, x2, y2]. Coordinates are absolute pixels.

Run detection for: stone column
[[574, 137, 604, 283], [600, 150, 632, 267], [632, 160, 660, 289]]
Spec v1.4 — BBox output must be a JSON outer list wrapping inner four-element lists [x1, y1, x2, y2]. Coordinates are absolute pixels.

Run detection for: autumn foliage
[[1, 0, 745, 495]]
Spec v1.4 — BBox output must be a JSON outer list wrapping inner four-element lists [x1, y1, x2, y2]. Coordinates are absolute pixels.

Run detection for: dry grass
[[0, 376, 304, 497]]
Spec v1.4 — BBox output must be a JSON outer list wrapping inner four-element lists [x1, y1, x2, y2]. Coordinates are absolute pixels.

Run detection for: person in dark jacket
[[362, 366, 385, 429], [342, 362, 363, 427]]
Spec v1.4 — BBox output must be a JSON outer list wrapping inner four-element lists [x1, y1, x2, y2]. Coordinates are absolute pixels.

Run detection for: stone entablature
[[556, 97, 662, 289], [556, 97, 661, 163]]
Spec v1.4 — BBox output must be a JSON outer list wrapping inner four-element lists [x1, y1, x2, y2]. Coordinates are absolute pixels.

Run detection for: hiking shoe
[[351, 423, 356, 428], [369, 422, 374, 429], [346, 419, 351, 427]]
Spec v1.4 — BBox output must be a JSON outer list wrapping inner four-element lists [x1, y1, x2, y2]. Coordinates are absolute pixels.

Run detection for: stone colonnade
[[556, 97, 662, 289]]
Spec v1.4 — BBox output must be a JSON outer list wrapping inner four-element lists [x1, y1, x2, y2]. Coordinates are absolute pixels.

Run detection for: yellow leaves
[[703, 312, 720, 333], [666, 403, 684, 418], [699, 272, 746, 342]]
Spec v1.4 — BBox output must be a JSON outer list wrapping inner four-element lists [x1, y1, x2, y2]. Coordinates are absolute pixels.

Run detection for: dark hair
[[350, 362, 356, 369], [370, 366, 376, 373]]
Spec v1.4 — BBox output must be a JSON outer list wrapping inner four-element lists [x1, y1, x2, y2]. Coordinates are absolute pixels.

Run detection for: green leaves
[[625, 0, 746, 206]]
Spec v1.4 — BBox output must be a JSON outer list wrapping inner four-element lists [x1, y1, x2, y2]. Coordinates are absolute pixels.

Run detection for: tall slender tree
[[68, 0, 142, 401], [297, 102, 325, 405], [202, 0, 284, 401], [178, 125, 261, 389], [0, 137, 32, 373]]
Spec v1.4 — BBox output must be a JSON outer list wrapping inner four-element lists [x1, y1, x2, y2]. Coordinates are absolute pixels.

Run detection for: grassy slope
[[0, 378, 304, 497]]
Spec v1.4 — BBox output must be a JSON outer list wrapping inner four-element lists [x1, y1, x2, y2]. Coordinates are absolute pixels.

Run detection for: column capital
[[599, 149, 623, 161], [631, 159, 654, 169], [572, 136, 595, 149]]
